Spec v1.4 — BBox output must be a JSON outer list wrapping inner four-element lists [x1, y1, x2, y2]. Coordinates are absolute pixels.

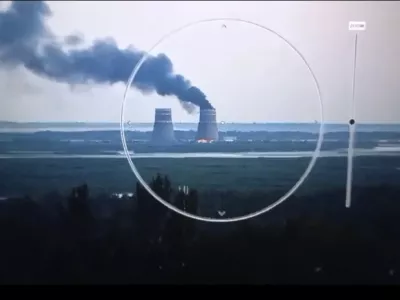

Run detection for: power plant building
[[196, 108, 219, 142], [151, 108, 176, 145]]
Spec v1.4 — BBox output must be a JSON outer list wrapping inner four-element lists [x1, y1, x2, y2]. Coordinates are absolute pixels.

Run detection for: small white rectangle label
[[349, 21, 366, 31]]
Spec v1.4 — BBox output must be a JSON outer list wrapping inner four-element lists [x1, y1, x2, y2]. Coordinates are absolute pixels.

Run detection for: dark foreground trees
[[0, 175, 400, 284]]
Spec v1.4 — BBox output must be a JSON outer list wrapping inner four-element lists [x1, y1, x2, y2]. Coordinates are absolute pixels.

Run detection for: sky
[[0, 1, 399, 123]]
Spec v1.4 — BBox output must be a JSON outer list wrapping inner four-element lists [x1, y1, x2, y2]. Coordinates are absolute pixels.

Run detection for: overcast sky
[[1, 1, 399, 123]]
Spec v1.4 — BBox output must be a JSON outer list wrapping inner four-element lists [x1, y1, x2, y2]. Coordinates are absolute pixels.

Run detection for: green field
[[1, 156, 399, 195], [0, 155, 400, 218]]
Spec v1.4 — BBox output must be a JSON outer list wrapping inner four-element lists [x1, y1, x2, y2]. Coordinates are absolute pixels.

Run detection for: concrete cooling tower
[[196, 109, 219, 142], [151, 108, 175, 145]]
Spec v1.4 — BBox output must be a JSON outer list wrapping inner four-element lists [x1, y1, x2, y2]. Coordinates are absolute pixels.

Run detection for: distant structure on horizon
[[196, 108, 219, 142], [223, 136, 237, 142], [151, 108, 176, 145]]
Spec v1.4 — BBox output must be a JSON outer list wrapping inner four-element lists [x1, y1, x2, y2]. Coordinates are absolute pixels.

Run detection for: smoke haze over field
[[0, 1, 213, 111]]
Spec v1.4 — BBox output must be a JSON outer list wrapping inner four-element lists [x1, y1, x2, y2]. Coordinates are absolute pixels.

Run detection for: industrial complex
[[151, 108, 219, 144]]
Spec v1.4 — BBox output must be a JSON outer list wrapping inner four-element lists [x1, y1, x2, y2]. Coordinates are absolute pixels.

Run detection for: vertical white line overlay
[[345, 33, 358, 208]]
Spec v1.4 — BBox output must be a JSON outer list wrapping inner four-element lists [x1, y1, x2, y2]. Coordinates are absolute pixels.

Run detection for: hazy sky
[[1, 1, 399, 123]]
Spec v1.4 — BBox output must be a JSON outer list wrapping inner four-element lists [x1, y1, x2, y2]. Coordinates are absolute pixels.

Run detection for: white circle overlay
[[120, 18, 325, 223]]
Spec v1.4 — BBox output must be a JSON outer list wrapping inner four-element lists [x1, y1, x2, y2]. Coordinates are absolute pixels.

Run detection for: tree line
[[0, 174, 400, 284]]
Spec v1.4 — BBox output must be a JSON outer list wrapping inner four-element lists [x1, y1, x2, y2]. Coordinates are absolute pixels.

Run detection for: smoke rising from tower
[[196, 109, 219, 141], [0, 1, 213, 111]]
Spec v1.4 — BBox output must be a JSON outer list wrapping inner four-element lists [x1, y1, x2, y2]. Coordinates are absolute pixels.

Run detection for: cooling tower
[[196, 109, 219, 141], [151, 108, 175, 145]]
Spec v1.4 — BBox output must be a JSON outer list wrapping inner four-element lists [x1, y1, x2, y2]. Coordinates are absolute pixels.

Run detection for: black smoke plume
[[64, 33, 84, 46], [0, 1, 213, 110]]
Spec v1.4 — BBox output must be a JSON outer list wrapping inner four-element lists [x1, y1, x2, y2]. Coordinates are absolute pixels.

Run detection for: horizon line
[[1, 121, 400, 125]]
